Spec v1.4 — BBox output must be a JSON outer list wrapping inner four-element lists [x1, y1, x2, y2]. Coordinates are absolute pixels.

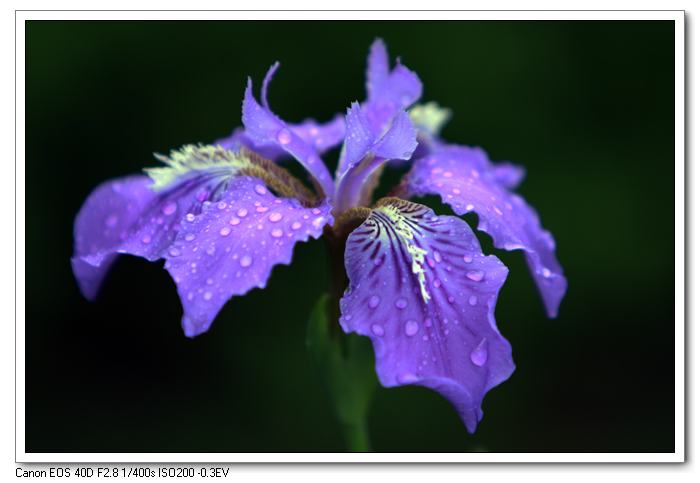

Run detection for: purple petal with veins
[[340, 199, 514, 433], [164, 176, 333, 337], [404, 145, 566, 317], [71, 174, 210, 299]]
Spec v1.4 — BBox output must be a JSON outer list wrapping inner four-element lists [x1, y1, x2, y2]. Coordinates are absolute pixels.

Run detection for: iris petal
[[340, 198, 514, 432], [404, 145, 567, 317], [242, 67, 336, 197], [165, 176, 332, 337], [334, 104, 417, 212]]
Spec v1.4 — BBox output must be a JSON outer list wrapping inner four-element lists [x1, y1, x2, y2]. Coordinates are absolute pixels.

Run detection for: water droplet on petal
[[470, 338, 488, 367], [397, 372, 418, 384], [395, 298, 408, 309], [255, 184, 267, 195], [185, 213, 195, 222], [433, 251, 442, 263], [168, 247, 181, 257], [217, 201, 227, 210], [277, 129, 292, 145], [467, 270, 484, 282], [463, 254, 473, 263], [219, 226, 232, 237], [291, 221, 302, 230], [162, 201, 177, 215], [240, 255, 252, 268], [184, 233, 196, 242], [256, 206, 269, 213], [105, 214, 118, 227], [371, 324, 385, 336], [268, 212, 282, 223], [229, 217, 241, 226], [404, 320, 419, 336], [368, 295, 380, 309], [271, 228, 283, 238], [141, 234, 151, 244], [469, 295, 478, 306], [237, 208, 248, 217], [542, 267, 552, 278], [203, 291, 213, 301]]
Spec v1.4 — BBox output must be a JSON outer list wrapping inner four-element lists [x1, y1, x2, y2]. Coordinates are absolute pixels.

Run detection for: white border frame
[[14, 9, 685, 464]]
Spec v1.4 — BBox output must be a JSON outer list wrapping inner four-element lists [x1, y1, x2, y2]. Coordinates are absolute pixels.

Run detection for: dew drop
[[291, 221, 302, 230], [470, 338, 488, 367], [397, 372, 418, 384], [466, 270, 485, 282], [256, 206, 269, 213], [368, 295, 380, 309], [395, 298, 408, 309], [463, 254, 473, 263], [229, 217, 241, 226], [185, 213, 195, 222], [469, 295, 478, 306], [268, 212, 283, 223], [206, 246, 216, 256], [168, 247, 181, 257], [105, 214, 118, 227], [271, 228, 283, 238], [237, 208, 248, 217], [217, 201, 227, 210], [371, 324, 385, 336], [203, 291, 213, 301], [277, 129, 292, 145], [254, 184, 267, 196], [466, 204, 475, 212], [404, 320, 419, 336], [184, 233, 196, 242], [141, 234, 151, 244], [219, 226, 232, 237], [162, 201, 177, 216], [433, 251, 442, 263], [239, 255, 252, 268], [542, 267, 552, 278]]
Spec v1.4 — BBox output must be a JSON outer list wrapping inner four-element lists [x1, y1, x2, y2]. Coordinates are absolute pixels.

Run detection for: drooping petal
[[363, 39, 423, 137], [71, 175, 156, 299], [334, 105, 417, 213], [340, 198, 514, 432], [164, 176, 333, 337], [242, 68, 335, 197], [403, 146, 566, 317], [72, 145, 319, 311]]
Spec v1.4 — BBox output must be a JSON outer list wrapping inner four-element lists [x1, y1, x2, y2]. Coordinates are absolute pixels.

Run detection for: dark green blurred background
[[26, 21, 675, 453]]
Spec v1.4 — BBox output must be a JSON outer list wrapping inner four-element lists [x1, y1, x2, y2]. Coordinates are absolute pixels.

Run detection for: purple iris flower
[[72, 39, 566, 434]]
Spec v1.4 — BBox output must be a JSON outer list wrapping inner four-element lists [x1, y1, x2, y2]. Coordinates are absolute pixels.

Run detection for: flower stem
[[341, 420, 371, 452]]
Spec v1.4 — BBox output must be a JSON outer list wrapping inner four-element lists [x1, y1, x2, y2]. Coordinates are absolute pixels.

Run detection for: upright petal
[[334, 105, 417, 213], [340, 198, 514, 432], [403, 146, 566, 317], [363, 39, 423, 136], [242, 67, 335, 197], [164, 176, 332, 337]]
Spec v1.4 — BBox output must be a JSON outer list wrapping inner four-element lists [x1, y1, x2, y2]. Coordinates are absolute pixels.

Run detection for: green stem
[[342, 420, 371, 452]]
